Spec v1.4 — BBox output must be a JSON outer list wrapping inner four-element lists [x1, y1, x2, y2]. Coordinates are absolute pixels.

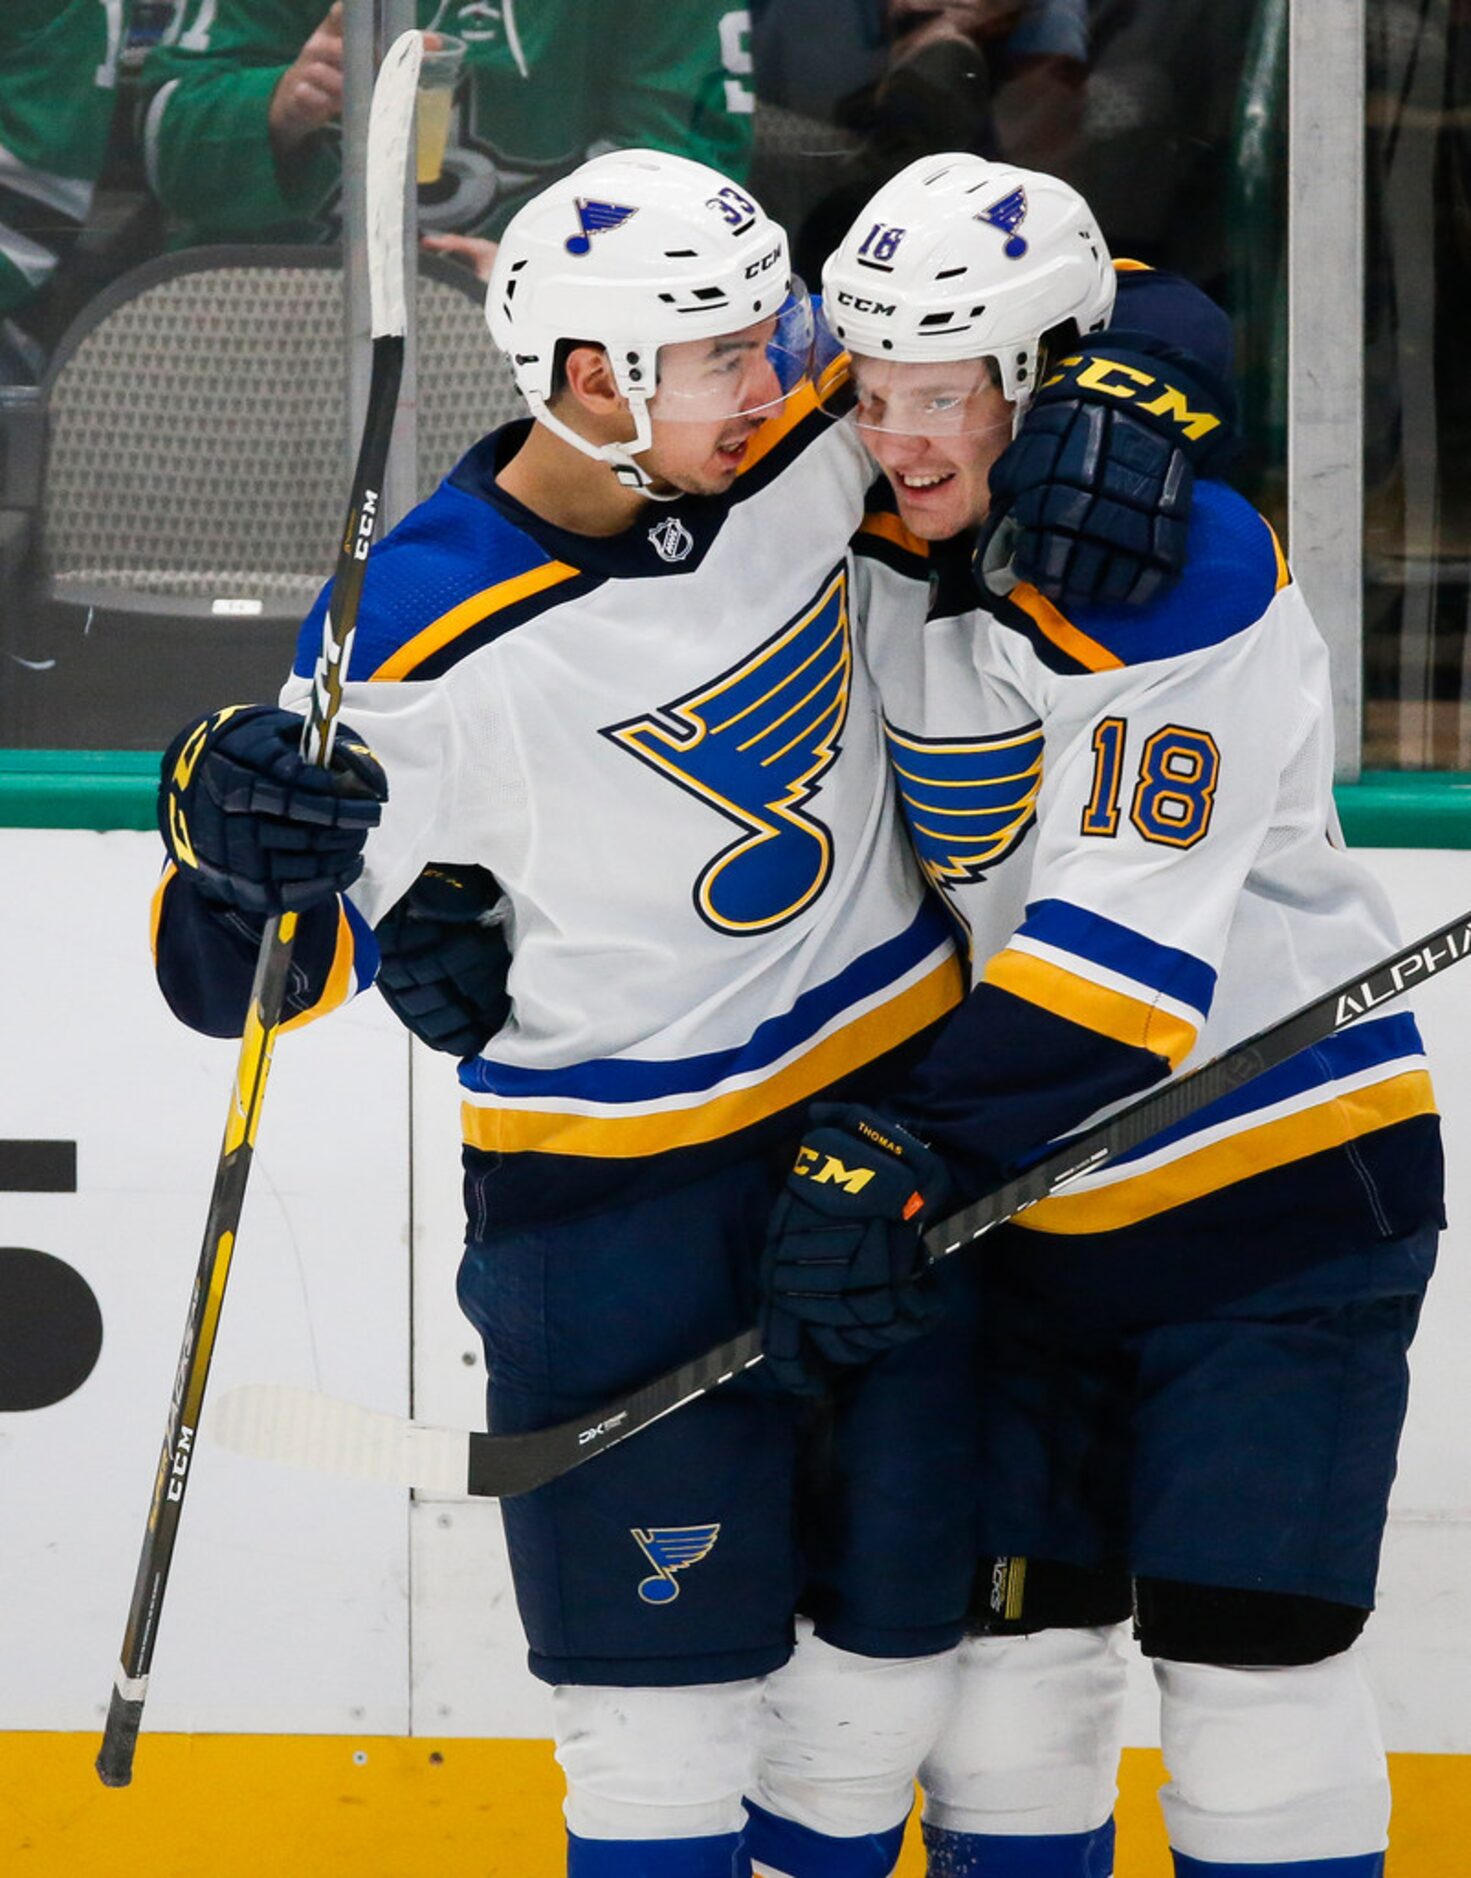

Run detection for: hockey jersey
[[154, 391, 962, 1224], [857, 475, 1443, 1288]]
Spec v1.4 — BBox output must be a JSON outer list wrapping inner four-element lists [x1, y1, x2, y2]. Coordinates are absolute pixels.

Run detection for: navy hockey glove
[[759, 1103, 954, 1394], [976, 343, 1233, 611], [159, 704, 387, 916], [374, 864, 511, 1059]]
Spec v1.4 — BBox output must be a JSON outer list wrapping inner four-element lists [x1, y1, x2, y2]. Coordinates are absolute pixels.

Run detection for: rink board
[[1, 832, 1468, 1869], [2, 1738, 1468, 1874]]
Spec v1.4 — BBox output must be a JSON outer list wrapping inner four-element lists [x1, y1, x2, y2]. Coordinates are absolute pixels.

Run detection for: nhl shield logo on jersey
[[632, 1524, 721, 1604], [604, 568, 853, 935], [884, 718, 1044, 889], [565, 198, 638, 255], [977, 187, 1030, 259], [648, 516, 694, 564]]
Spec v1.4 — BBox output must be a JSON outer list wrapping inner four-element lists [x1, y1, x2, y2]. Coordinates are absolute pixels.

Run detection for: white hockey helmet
[[486, 149, 812, 489], [820, 154, 1115, 420]]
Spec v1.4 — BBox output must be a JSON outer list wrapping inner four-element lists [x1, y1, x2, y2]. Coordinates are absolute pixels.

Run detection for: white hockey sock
[[747, 1629, 960, 1872], [554, 1679, 760, 1843], [920, 1624, 1130, 1838], [1154, 1652, 1391, 1866]]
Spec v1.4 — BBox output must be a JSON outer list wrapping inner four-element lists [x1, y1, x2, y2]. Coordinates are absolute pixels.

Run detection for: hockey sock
[[744, 1798, 906, 1877], [919, 1624, 1128, 1852], [567, 1829, 746, 1876], [920, 1818, 1115, 1876], [1155, 1656, 1390, 1871]]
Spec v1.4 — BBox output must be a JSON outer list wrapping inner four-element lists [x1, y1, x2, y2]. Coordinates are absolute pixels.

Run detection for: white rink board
[[1, 831, 1466, 1752], [0, 830, 412, 1735]]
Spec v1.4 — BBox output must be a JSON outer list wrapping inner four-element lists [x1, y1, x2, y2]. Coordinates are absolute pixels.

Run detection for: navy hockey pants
[[457, 1151, 985, 1685]]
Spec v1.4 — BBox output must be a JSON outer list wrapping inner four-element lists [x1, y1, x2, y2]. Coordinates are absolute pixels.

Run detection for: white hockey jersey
[[856, 478, 1441, 1246], [269, 396, 960, 1197]]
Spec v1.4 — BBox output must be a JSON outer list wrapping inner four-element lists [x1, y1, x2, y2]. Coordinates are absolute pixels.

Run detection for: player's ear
[[561, 344, 626, 417]]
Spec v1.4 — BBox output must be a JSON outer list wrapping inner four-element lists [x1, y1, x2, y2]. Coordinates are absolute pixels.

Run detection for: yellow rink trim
[[4, 1736, 1468, 1875]]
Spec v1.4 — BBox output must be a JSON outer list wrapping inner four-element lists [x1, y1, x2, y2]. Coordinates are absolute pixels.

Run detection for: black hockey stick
[[95, 31, 423, 1790], [209, 906, 1468, 1501]]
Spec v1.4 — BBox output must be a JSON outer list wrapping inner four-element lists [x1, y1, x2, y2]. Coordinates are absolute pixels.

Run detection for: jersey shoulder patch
[[293, 459, 596, 686], [995, 482, 1289, 676]]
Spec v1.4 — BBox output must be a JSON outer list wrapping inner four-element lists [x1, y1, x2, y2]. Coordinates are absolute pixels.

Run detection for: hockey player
[[149, 144, 1232, 1873], [758, 156, 1443, 1878], [151, 149, 988, 1878]]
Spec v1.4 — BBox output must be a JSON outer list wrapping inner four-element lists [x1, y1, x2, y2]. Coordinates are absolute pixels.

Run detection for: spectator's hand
[[421, 233, 500, 282], [759, 1104, 953, 1393], [269, 2, 345, 164], [159, 704, 386, 916], [374, 864, 512, 1059]]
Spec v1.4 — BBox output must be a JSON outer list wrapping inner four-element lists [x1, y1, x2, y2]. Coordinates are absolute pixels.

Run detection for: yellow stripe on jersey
[[1016, 1068, 1437, 1235], [984, 947, 1198, 1069], [739, 377, 827, 475], [279, 903, 356, 1033], [150, 863, 178, 960], [460, 953, 964, 1159], [1008, 583, 1126, 674], [369, 560, 582, 682], [858, 509, 932, 560], [1267, 519, 1291, 590]]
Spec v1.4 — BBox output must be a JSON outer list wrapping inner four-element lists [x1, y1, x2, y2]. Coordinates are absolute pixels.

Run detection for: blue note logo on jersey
[[565, 199, 638, 255], [605, 568, 853, 935], [977, 187, 1029, 259], [884, 718, 1044, 888], [632, 1524, 721, 1603]]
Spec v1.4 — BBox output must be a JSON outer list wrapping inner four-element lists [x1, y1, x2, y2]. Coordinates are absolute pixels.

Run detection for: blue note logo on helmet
[[565, 198, 638, 256], [977, 186, 1029, 259], [632, 1524, 722, 1603]]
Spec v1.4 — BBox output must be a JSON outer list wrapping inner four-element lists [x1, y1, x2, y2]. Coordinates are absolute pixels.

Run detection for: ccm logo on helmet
[[745, 245, 783, 279], [835, 289, 896, 317]]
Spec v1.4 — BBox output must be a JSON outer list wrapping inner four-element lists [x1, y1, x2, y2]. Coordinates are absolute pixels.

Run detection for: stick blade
[[205, 1384, 468, 1495], [366, 30, 424, 339]]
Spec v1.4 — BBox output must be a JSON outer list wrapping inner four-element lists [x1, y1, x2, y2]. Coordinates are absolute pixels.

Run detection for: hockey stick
[[208, 906, 1470, 1502], [95, 31, 423, 1790]]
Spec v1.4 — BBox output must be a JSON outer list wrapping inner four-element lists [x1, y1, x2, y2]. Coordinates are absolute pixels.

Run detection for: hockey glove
[[159, 703, 387, 916], [976, 343, 1234, 611], [374, 864, 511, 1059], [759, 1103, 954, 1394]]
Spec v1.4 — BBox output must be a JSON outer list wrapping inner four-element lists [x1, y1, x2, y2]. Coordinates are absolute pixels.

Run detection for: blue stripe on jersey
[[1104, 1009, 1426, 1168], [292, 475, 562, 683], [343, 894, 380, 992], [459, 897, 954, 1103], [1008, 482, 1283, 671], [1019, 898, 1217, 1017]]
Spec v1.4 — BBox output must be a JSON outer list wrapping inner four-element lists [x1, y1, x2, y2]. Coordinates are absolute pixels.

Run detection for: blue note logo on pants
[[632, 1524, 722, 1604]]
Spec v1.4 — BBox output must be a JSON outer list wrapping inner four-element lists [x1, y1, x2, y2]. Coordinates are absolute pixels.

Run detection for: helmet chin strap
[[525, 390, 683, 502]]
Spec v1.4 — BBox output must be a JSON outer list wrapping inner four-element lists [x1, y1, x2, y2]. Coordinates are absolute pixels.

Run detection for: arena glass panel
[[0, 0, 1455, 853], [1363, 0, 1471, 772]]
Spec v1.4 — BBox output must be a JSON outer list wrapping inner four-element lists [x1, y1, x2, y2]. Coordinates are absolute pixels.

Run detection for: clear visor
[[848, 351, 1011, 439], [645, 279, 815, 423]]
